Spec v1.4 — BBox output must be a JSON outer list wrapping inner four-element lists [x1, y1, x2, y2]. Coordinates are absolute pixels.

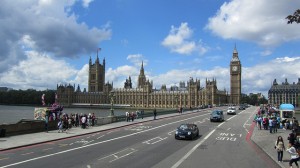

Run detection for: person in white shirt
[[286, 142, 299, 168]]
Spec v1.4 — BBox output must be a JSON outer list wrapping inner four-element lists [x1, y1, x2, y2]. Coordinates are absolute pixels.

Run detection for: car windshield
[[212, 111, 221, 115], [179, 124, 193, 130], [229, 107, 235, 110]]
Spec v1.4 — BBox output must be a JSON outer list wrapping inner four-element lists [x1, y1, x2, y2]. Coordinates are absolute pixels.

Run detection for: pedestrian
[[275, 136, 285, 162], [153, 108, 157, 120], [257, 115, 262, 130], [45, 114, 49, 133], [136, 110, 139, 119], [131, 112, 135, 122], [293, 120, 299, 133], [286, 142, 300, 168], [58, 119, 63, 133], [141, 110, 144, 119], [288, 130, 297, 146], [269, 117, 273, 133], [253, 114, 258, 125], [125, 111, 129, 122], [263, 117, 268, 130], [92, 113, 96, 126], [81, 114, 87, 129], [272, 118, 278, 133]]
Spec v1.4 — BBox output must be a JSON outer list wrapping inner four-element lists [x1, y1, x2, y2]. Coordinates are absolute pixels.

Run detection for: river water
[[0, 105, 132, 124]]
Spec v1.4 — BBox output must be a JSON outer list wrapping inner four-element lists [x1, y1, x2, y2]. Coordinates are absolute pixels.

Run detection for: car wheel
[[210, 119, 213, 122]]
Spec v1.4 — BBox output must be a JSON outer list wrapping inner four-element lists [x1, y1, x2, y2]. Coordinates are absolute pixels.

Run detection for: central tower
[[88, 50, 105, 92], [230, 46, 242, 105]]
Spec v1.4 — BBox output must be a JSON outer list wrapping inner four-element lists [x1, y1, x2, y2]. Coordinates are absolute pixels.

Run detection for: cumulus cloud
[[106, 65, 139, 88], [0, 0, 111, 73], [82, 0, 94, 8], [161, 22, 208, 55], [127, 54, 148, 67], [0, 51, 78, 90], [206, 0, 300, 47]]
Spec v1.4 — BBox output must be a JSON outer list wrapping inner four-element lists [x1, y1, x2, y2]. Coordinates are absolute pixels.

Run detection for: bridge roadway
[[0, 107, 279, 168]]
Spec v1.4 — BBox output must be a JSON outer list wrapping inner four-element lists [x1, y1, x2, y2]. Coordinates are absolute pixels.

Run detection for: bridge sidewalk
[[251, 120, 293, 168], [0, 110, 196, 151]]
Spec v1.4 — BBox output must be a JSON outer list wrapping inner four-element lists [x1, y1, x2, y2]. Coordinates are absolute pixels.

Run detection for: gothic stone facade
[[268, 78, 300, 107], [57, 49, 243, 108]]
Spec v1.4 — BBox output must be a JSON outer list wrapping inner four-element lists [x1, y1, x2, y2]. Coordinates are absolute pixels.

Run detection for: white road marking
[[0, 113, 210, 168], [21, 152, 34, 156], [168, 130, 176, 135], [142, 137, 168, 145], [171, 126, 218, 168], [194, 118, 209, 124], [98, 148, 137, 163], [42, 148, 53, 151], [0, 157, 9, 161], [97, 135, 105, 139]]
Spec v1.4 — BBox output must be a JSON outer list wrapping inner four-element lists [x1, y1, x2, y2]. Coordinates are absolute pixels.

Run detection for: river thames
[[0, 105, 132, 124]]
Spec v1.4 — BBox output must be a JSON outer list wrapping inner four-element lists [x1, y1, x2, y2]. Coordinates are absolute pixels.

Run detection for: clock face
[[232, 66, 238, 71]]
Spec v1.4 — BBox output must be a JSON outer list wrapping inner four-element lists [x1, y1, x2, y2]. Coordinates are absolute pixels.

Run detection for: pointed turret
[[89, 56, 92, 65], [231, 44, 240, 62]]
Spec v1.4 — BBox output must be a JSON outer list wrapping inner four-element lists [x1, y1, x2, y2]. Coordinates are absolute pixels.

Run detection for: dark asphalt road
[[0, 107, 279, 168]]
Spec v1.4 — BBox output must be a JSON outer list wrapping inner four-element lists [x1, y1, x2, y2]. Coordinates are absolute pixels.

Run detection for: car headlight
[[175, 131, 178, 134], [188, 132, 191, 135]]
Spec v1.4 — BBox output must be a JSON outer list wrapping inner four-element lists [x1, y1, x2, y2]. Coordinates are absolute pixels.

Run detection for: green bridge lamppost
[[109, 91, 115, 116]]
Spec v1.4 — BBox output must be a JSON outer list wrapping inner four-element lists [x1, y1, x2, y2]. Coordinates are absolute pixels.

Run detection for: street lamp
[[109, 91, 115, 116]]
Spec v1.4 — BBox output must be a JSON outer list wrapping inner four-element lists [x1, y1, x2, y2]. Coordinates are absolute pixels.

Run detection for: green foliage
[[286, 9, 300, 24], [0, 89, 56, 105], [241, 94, 267, 106]]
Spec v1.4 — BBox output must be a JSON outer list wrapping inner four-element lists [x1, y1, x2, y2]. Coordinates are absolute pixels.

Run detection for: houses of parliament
[[57, 47, 242, 108]]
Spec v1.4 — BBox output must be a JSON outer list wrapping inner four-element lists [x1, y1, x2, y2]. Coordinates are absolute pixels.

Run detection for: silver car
[[210, 110, 224, 122], [227, 107, 236, 115]]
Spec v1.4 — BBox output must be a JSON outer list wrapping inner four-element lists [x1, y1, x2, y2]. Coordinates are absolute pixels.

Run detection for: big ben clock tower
[[230, 46, 241, 105]]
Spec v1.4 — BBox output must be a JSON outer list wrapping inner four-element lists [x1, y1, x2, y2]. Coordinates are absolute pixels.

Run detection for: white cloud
[[0, 0, 111, 73], [106, 66, 139, 88], [0, 51, 77, 90], [162, 22, 208, 55], [127, 54, 148, 67], [206, 0, 300, 47], [82, 0, 94, 8]]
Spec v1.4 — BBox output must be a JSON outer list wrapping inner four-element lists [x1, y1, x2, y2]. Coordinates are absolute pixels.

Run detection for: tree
[[286, 9, 300, 24]]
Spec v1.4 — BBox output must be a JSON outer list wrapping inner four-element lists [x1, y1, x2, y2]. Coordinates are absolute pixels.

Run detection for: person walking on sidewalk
[[275, 136, 285, 162], [286, 142, 300, 168], [269, 117, 273, 133], [153, 108, 157, 120], [257, 115, 262, 130], [141, 110, 144, 119]]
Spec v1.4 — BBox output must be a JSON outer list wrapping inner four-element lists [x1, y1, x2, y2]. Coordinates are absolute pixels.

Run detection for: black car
[[175, 123, 199, 140], [239, 105, 246, 110]]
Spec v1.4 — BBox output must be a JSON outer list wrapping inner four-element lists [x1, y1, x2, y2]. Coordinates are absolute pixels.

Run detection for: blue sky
[[0, 0, 300, 97]]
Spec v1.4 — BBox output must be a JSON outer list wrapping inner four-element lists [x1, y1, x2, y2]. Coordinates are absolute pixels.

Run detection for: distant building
[[57, 47, 242, 108], [268, 78, 300, 107], [0, 87, 13, 92]]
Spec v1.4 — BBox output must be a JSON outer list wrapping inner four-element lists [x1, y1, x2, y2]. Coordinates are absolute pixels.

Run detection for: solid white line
[[0, 113, 210, 168], [171, 127, 217, 168]]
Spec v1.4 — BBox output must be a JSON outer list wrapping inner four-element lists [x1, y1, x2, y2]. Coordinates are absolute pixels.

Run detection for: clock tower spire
[[230, 45, 242, 105]]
